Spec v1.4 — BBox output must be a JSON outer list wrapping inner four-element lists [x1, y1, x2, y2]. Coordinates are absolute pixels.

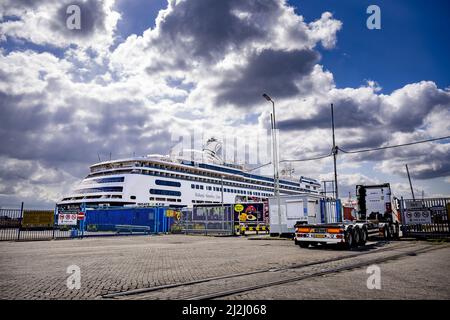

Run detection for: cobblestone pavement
[[0, 235, 448, 299]]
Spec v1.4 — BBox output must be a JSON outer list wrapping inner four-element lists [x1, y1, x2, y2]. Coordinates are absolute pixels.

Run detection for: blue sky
[[115, 0, 450, 93], [294, 0, 450, 93]]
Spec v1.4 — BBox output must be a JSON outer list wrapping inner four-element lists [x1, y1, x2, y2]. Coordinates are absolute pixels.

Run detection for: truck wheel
[[298, 242, 309, 248], [393, 222, 400, 240], [359, 227, 368, 245], [383, 224, 391, 240]]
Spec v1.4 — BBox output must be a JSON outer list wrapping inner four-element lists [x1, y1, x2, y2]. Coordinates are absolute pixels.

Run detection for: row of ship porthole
[[190, 184, 271, 197]]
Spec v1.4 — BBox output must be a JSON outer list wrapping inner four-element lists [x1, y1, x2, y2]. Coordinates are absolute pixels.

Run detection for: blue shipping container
[[83, 207, 173, 233]]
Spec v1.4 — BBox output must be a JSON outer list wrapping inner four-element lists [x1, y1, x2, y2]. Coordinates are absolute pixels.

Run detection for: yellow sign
[[166, 210, 175, 217], [239, 213, 247, 221], [246, 214, 256, 221], [21, 210, 54, 228], [166, 210, 181, 220], [235, 204, 244, 213]]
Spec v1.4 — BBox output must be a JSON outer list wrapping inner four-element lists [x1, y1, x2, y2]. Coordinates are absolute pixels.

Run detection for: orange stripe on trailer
[[327, 228, 343, 234]]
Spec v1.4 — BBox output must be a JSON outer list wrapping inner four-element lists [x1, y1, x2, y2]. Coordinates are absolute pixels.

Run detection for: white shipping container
[[269, 194, 338, 235]]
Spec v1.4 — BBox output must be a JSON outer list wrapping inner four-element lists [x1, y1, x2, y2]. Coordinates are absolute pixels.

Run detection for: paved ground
[[227, 247, 450, 300], [0, 235, 448, 299]]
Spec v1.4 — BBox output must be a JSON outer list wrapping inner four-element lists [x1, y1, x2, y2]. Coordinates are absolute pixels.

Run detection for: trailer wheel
[[298, 242, 309, 248], [352, 227, 360, 247], [344, 229, 354, 249], [359, 227, 368, 245]]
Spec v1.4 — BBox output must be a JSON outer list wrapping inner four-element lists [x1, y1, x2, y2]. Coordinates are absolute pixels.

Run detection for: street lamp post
[[331, 103, 339, 201], [263, 93, 281, 235]]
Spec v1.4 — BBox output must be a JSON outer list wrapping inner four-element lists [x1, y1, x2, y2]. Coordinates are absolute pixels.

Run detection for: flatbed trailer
[[294, 219, 400, 249], [294, 183, 401, 249]]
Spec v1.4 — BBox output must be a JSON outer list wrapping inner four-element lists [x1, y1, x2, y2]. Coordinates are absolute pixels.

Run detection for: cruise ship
[[57, 139, 322, 209]]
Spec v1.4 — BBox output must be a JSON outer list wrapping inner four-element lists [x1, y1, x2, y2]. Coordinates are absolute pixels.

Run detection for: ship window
[[200, 185, 204, 190], [156, 179, 181, 187], [195, 185, 200, 189], [94, 177, 125, 183], [191, 184, 195, 189], [130, 196, 136, 200], [149, 189, 182, 197], [75, 186, 123, 194]]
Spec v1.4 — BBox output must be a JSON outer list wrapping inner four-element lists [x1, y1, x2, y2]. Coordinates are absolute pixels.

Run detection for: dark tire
[[359, 227, 368, 245], [344, 229, 354, 249], [352, 227, 360, 247], [298, 242, 309, 248], [393, 222, 400, 240], [310, 242, 318, 247], [383, 224, 391, 240]]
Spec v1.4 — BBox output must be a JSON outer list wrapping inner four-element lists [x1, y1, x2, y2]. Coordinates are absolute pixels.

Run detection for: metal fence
[[181, 203, 270, 236], [181, 205, 235, 236], [0, 205, 71, 241], [400, 198, 450, 239]]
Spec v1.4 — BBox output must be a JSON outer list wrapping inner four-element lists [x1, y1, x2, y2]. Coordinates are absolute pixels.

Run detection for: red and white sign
[[58, 213, 78, 226], [77, 212, 85, 220]]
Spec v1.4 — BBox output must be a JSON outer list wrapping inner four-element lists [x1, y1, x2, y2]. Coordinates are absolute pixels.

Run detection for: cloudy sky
[[0, 0, 449, 208]]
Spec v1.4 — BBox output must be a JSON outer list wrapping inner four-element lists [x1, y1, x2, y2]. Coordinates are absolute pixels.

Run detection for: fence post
[[52, 205, 57, 240], [17, 202, 24, 241], [400, 196, 406, 236], [205, 207, 208, 236]]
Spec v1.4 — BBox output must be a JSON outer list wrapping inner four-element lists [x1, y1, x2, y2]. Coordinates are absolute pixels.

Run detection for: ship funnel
[[203, 137, 223, 164]]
